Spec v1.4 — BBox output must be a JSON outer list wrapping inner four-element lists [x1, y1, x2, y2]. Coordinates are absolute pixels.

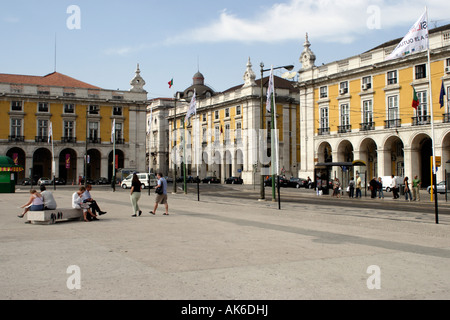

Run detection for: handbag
[[155, 186, 163, 195]]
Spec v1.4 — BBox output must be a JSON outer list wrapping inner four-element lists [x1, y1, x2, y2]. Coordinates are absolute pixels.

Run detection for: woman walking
[[130, 173, 142, 217], [404, 176, 412, 201]]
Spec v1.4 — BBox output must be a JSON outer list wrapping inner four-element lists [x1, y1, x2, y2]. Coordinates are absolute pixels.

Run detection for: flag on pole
[[168, 78, 173, 88], [48, 121, 53, 144], [266, 66, 274, 112], [440, 80, 446, 108], [412, 87, 419, 109], [111, 119, 116, 143], [385, 10, 428, 61], [185, 89, 196, 123]]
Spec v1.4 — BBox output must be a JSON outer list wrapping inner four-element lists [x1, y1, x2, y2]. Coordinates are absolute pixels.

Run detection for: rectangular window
[[363, 100, 373, 124], [89, 122, 99, 139], [340, 104, 350, 126], [417, 90, 428, 117], [388, 96, 399, 120], [225, 124, 230, 143], [387, 70, 398, 85], [89, 105, 99, 115], [64, 121, 74, 138], [225, 108, 230, 118], [320, 86, 328, 98], [38, 102, 49, 112], [202, 113, 207, 122], [320, 107, 329, 129], [236, 105, 241, 115], [214, 125, 220, 142], [64, 103, 75, 113], [11, 118, 22, 136], [38, 119, 48, 138], [362, 76, 372, 90], [339, 81, 348, 94], [11, 101, 22, 111], [215, 110, 219, 120], [113, 106, 122, 116], [415, 64, 427, 79], [115, 122, 123, 140]]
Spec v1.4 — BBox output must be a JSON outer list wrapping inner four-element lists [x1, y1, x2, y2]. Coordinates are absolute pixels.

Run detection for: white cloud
[[165, 0, 450, 45]]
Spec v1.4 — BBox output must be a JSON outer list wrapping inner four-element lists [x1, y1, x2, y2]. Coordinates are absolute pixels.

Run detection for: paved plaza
[[1, 184, 450, 300]]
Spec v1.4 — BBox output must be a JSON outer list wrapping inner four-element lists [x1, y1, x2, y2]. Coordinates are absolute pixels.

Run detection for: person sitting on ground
[[81, 184, 106, 216], [18, 189, 44, 218], [72, 187, 97, 222], [40, 185, 57, 210]]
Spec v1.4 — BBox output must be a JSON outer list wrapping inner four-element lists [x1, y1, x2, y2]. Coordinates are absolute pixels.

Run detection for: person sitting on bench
[[40, 185, 57, 210], [18, 189, 44, 218], [81, 184, 106, 216], [72, 187, 97, 222]]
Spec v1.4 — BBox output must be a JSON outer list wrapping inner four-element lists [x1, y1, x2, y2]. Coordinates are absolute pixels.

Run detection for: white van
[[121, 173, 157, 189], [380, 176, 404, 192]]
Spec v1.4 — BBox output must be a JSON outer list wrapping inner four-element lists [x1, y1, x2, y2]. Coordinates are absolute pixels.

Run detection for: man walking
[[355, 174, 362, 198], [150, 173, 169, 216]]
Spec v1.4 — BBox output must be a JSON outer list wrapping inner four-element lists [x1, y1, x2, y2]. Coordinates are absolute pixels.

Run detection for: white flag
[[48, 121, 52, 144], [111, 119, 116, 143], [385, 10, 428, 61], [266, 67, 274, 113], [185, 89, 197, 123]]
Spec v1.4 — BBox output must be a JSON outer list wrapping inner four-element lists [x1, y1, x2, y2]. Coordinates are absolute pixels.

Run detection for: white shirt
[[72, 192, 82, 209], [390, 178, 397, 188], [41, 190, 57, 210]]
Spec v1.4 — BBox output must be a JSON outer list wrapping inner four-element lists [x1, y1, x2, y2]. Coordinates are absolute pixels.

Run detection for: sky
[[1, 0, 450, 100]]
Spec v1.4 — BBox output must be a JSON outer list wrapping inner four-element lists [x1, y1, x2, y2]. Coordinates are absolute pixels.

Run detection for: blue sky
[[1, 0, 450, 99]]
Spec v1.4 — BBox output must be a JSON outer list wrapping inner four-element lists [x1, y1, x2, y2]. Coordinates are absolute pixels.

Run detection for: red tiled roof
[[0, 72, 101, 89]]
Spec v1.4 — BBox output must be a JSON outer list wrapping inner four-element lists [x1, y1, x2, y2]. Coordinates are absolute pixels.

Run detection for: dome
[[182, 70, 215, 99], [192, 71, 205, 85]]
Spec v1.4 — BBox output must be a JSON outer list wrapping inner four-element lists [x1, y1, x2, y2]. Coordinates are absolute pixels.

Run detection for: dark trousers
[[392, 188, 399, 199], [88, 200, 102, 214]]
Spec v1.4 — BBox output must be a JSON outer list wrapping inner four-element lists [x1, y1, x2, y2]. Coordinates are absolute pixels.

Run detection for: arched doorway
[[6, 147, 26, 182], [359, 138, 377, 179], [317, 142, 332, 163], [108, 149, 124, 181], [383, 136, 404, 177], [33, 148, 52, 180], [411, 134, 432, 187], [235, 149, 244, 177], [87, 149, 101, 181], [224, 150, 232, 179], [59, 148, 77, 184]]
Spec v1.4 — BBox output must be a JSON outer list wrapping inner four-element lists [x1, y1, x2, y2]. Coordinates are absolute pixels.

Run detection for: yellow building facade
[[0, 68, 148, 184]]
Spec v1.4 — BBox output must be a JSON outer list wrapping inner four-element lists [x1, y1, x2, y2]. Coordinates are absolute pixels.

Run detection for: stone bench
[[27, 208, 83, 225]]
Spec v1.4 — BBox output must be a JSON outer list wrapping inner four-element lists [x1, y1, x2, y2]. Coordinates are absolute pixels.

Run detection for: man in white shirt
[[40, 185, 57, 210], [390, 175, 399, 199]]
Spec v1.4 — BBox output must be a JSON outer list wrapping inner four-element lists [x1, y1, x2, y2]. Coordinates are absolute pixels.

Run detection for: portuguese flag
[[412, 87, 419, 109], [168, 78, 173, 88]]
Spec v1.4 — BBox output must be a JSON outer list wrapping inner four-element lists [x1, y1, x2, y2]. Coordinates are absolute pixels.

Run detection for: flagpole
[[148, 107, 152, 196], [49, 121, 56, 190], [197, 110, 200, 201], [112, 119, 116, 192], [426, 7, 438, 224]]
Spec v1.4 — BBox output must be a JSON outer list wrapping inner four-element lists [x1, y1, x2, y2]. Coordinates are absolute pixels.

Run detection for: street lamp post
[[259, 63, 294, 202]]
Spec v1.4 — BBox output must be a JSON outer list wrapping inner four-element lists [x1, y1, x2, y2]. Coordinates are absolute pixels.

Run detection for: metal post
[[259, 63, 265, 201], [173, 97, 177, 194]]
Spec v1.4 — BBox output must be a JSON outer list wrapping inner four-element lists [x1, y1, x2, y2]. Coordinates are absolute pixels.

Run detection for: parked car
[[225, 176, 243, 184], [164, 176, 173, 183], [121, 173, 157, 189], [427, 181, 447, 194], [202, 176, 220, 184], [21, 177, 38, 186], [264, 176, 289, 187], [38, 177, 52, 186], [52, 177, 66, 185], [288, 177, 308, 188], [95, 177, 110, 185]]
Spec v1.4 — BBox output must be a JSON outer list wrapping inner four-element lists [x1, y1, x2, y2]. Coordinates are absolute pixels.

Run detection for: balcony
[[338, 124, 352, 134], [360, 122, 375, 131], [444, 113, 450, 123], [88, 137, 101, 144], [61, 136, 77, 143], [412, 115, 431, 126], [9, 135, 24, 142], [115, 138, 125, 144], [35, 136, 47, 143], [384, 119, 401, 129], [318, 127, 330, 136]]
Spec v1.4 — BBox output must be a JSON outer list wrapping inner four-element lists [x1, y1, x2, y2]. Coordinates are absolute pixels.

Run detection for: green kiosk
[[0, 156, 24, 193]]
